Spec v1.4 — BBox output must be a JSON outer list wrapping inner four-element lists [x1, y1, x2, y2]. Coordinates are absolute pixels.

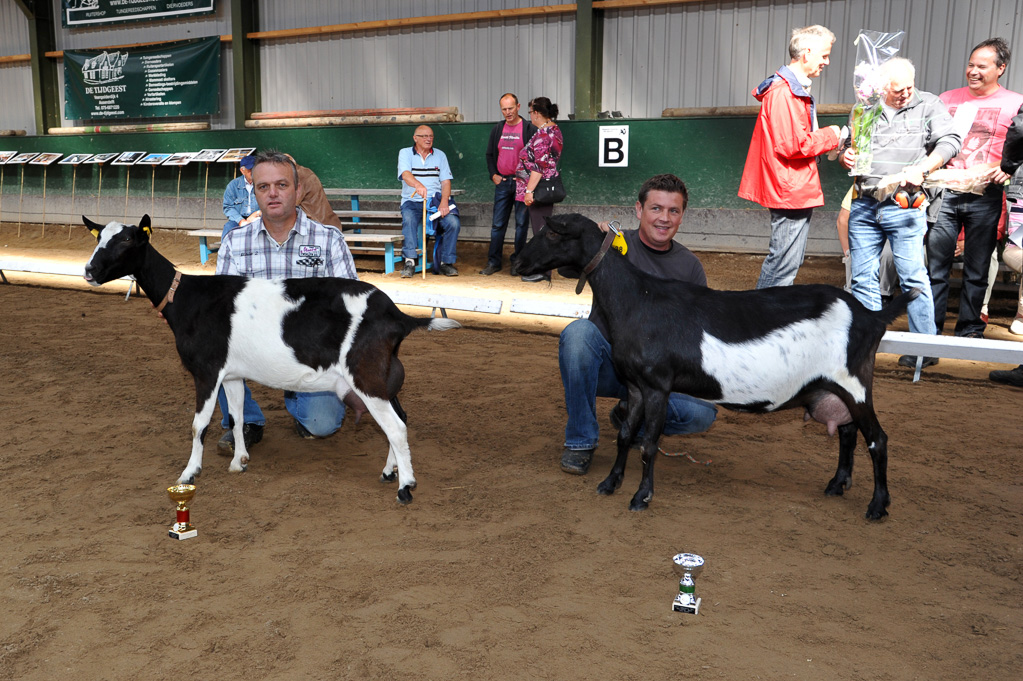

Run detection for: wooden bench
[[186, 229, 221, 264]]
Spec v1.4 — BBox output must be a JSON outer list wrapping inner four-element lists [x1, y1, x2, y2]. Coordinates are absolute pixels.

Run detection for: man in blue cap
[[221, 155, 258, 237]]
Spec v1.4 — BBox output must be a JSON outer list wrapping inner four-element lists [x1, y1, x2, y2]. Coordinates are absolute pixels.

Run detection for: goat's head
[[83, 214, 152, 286], [515, 213, 605, 278]]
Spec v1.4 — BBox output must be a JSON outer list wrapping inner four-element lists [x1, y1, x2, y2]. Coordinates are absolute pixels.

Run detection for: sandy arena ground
[[0, 223, 1020, 680]]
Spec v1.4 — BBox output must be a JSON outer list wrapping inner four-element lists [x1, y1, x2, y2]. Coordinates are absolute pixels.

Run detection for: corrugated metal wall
[[602, 0, 1023, 117], [256, 0, 575, 122], [0, 0, 34, 134], [0, 1, 1021, 133]]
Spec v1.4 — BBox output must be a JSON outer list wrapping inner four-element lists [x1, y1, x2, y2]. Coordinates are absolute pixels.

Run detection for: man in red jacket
[[739, 25, 842, 289]]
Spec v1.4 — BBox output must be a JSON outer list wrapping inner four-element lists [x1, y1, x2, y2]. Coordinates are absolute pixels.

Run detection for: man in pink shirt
[[481, 93, 537, 275], [927, 38, 1023, 340]]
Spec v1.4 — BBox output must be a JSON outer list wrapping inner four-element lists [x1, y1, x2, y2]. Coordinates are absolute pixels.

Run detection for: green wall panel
[[1, 116, 853, 209]]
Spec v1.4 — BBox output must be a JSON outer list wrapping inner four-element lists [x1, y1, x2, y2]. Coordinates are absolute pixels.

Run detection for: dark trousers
[[927, 186, 1003, 336], [486, 178, 530, 267]]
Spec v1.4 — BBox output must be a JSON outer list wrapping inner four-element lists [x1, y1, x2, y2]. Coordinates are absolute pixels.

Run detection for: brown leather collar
[[154, 271, 182, 314], [575, 226, 619, 295]]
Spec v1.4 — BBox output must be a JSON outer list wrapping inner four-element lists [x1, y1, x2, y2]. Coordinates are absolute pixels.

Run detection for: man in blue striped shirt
[[397, 125, 461, 278], [214, 150, 358, 454]]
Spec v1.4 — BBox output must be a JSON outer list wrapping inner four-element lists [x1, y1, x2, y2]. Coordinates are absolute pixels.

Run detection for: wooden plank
[[343, 234, 404, 243], [383, 289, 503, 315], [186, 229, 222, 237], [245, 5, 576, 41], [49, 122, 211, 135], [510, 299, 593, 319], [336, 210, 402, 218], [252, 107, 459, 120], [325, 188, 405, 197], [244, 114, 461, 128], [662, 104, 852, 118]]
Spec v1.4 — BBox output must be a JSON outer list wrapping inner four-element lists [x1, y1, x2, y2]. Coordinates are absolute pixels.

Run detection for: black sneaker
[[898, 355, 938, 369], [961, 331, 985, 339], [401, 259, 415, 278], [989, 364, 1023, 387], [217, 423, 264, 456], [294, 419, 316, 439], [439, 263, 459, 277], [560, 448, 593, 475], [479, 263, 501, 276]]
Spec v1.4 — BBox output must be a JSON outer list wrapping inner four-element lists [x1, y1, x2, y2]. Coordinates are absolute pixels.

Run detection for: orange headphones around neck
[[894, 186, 926, 209]]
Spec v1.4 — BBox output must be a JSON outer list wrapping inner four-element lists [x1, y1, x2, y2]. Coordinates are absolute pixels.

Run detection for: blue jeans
[[218, 383, 346, 437], [487, 178, 530, 267], [927, 187, 1003, 336], [558, 319, 718, 450], [756, 207, 813, 289], [848, 197, 935, 335], [400, 200, 460, 264]]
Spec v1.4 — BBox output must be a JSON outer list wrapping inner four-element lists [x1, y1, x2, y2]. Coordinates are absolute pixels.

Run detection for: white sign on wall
[[598, 125, 629, 167]]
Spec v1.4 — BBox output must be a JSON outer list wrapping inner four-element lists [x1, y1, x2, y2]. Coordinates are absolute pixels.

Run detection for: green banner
[[61, 1, 216, 28], [64, 36, 220, 121]]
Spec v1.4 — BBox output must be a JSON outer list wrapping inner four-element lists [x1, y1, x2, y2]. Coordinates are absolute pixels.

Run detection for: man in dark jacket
[[989, 103, 1023, 386], [481, 93, 537, 275]]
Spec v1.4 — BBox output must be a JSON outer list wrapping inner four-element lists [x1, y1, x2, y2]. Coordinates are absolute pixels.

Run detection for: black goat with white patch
[[516, 214, 917, 519], [83, 215, 459, 504]]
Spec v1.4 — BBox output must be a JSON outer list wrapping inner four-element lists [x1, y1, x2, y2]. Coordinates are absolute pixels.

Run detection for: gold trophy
[[167, 484, 198, 540]]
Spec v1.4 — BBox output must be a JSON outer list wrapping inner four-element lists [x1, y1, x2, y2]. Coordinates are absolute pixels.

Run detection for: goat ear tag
[[611, 232, 628, 255], [89, 228, 101, 238], [141, 224, 152, 236]]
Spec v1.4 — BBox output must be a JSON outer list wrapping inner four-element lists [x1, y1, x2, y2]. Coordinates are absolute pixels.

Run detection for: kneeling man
[[559, 174, 718, 474]]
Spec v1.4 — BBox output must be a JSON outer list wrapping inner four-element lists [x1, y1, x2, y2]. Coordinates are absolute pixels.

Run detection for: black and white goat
[[516, 214, 917, 519], [83, 215, 459, 504]]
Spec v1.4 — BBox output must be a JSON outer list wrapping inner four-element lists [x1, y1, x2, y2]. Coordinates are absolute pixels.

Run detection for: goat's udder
[[343, 391, 369, 423], [803, 393, 853, 437]]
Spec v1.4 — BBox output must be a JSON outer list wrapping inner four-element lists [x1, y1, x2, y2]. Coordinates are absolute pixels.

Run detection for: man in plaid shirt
[[214, 150, 357, 455]]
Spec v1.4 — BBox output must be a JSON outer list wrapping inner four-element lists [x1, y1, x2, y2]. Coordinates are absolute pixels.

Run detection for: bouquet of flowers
[[849, 30, 904, 175]]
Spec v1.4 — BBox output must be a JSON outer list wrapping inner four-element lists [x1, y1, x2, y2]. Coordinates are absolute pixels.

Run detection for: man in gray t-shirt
[[558, 174, 718, 476]]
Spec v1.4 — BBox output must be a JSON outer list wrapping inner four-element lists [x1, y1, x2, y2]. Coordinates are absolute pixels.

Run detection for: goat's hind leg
[[597, 386, 644, 497], [855, 406, 890, 521], [222, 378, 250, 473], [359, 393, 417, 504], [628, 389, 668, 512], [179, 377, 221, 484], [379, 396, 408, 484], [825, 422, 858, 497]]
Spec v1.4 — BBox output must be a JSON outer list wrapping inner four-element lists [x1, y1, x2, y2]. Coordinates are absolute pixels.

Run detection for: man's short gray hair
[[252, 149, 299, 186], [788, 25, 836, 60], [882, 57, 916, 83]]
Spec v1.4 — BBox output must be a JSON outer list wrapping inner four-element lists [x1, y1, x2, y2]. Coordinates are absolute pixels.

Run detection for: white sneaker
[[1010, 318, 1023, 335]]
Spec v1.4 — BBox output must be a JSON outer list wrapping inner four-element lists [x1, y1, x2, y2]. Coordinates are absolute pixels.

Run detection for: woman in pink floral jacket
[[516, 96, 564, 281]]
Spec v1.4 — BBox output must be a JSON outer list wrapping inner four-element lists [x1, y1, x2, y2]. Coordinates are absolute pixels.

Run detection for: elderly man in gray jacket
[[840, 57, 961, 368]]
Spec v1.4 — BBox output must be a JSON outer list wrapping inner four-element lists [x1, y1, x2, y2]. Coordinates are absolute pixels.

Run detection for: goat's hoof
[[380, 470, 397, 483], [178, 473, 196, 485], [228, 463, 247, 474], [397, 486, 414, 505], [628, 497, 651, 512], [864, 507, 889, 521], [596, 476, 622, 496], [824, 477, 851, 496]]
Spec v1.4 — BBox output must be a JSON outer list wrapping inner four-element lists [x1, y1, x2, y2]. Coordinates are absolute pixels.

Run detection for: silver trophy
[[671, 553, 704, 614]]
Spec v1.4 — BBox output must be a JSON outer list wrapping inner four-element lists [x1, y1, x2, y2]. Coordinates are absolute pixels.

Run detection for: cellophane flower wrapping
[[850, 30, 904, 176]]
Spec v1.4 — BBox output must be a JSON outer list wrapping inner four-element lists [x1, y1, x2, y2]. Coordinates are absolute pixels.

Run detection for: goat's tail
[[426, 318, 461, 332], [873, 287, 921, 326]]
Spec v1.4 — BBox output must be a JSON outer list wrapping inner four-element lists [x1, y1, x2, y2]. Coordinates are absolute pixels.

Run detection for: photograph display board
[[64, 36, 220, 120], [61, 1, 216, 29]]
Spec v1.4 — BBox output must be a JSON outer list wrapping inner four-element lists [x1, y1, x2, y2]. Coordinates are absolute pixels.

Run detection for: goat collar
[[575, 222, 620, 295], [154, 271, 182, 314]]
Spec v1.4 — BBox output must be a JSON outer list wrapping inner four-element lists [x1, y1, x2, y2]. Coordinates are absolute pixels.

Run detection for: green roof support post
[[15, 0, 60, 135], [573, 0, 603, 120], [231, 0, 261, 129]]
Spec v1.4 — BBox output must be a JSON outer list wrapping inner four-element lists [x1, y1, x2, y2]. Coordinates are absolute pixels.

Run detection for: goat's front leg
[[629, 389, 668, 511], [598, 387, 644, 496], [179, 378, 220, 484], [379, 397, 408, 484], [222, 378, 249, 473], [825, 421, 858, 496]]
